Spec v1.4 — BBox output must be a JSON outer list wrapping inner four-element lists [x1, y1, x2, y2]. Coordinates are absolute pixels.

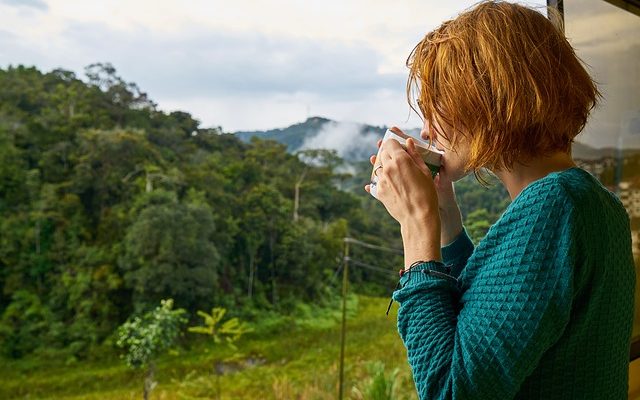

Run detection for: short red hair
[[406, 0, 601, 185]]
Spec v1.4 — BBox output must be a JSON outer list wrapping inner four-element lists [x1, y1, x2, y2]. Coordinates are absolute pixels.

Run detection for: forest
[[0, 63, 511, 398]]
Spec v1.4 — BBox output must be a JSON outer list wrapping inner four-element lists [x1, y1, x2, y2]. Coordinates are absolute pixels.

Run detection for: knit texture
[[392, 166, 636, 399]]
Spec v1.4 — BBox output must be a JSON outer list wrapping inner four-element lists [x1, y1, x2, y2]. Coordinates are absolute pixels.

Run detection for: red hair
[[406, 0, 601, 185]]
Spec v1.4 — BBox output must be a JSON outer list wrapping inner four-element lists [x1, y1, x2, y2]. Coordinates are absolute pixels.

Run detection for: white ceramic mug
[[369, 129, 443, 199]]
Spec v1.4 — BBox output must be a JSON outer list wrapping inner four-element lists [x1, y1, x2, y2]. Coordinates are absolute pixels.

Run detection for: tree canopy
[[0, 63, 509, 359]]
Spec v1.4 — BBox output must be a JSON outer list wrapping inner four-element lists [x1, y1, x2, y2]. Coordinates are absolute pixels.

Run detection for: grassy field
[[0, 295, 418, 400]]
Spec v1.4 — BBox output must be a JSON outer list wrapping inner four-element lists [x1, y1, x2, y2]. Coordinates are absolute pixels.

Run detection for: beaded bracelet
[[386, 260, 456, 316], [399, 259, 446, 278]]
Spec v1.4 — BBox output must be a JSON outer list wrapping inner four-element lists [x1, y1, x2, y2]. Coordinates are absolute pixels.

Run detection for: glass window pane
[[563, 0, 640, 351]]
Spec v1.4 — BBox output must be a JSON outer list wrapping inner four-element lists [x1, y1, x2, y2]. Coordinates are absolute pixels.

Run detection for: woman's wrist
[[400, 216, 442, 269], [439, 204, 463, 247]]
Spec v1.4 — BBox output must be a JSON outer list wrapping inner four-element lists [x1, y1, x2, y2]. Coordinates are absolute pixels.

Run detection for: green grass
[[0, 295, 418, 400]]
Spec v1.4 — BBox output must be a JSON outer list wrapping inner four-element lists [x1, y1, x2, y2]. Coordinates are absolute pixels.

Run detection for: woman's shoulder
[[499, 169, 576, 223], [462, 170, 580, 285], [499, 166, 630, 235]]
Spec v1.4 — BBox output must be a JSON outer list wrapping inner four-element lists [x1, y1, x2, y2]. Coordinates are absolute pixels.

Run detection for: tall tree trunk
[[35, 220, 40, 254], [269, 233, 277, 306], [247, 252, 255, 300], [35, 219, 43, 294], [214, 360, 223, 400], [143, 362, 156, 400], [293, 168, 307, 222], [293, 181, 301, 222], [145, 171, 153, 192]]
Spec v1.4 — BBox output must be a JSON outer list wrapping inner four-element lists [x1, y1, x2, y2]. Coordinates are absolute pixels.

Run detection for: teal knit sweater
[[392, 166, 636, 399]]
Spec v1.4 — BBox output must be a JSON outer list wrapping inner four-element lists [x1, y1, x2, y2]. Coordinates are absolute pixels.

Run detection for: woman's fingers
[[405, 138, 430, 175], [433, 169, 458, 207], [377, 139, 382, 148], [405, 138, 422, 163], [369, 154, 376, 166], [379, 138, 402, 163], [364, 184, 371, 193], [389, 126, 403, 135]]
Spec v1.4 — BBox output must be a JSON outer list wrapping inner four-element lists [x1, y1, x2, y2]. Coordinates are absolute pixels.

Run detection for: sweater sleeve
[[392, 183, 577, 400], [441, 225, 475, 280]]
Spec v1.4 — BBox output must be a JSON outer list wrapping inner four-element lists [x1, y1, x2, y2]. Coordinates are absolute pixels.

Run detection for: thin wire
[[344, 257, 396, 275], [344, 237, 404, 255], [327, 262, 343, 287], [317, 239, 400, 304], [317, 262, 343, 304], [332, 260, 343, 276]]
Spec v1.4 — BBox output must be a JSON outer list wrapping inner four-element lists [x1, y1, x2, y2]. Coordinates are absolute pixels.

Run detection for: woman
[[364, 1, 636, 399]]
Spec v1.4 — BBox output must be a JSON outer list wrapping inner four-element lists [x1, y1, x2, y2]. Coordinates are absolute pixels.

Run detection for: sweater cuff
[[387, 261, 458, 315], [399, 261, 456, 287], [392, 261, 457, 303]]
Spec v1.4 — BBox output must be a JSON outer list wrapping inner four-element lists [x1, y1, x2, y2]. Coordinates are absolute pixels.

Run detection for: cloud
[[299, 120, 381, 161], [55, 22, 405, 101], [0, 0, 47, 11], [0, 19, 415, 130]]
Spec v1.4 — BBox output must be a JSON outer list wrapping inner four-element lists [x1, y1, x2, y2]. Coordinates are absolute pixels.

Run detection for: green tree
[[84, 62, 156, 127], [116, 299, 187, 400], [0, 290, 53, 358], [239, 184, 291, 306], [119, 190, 221, 312]]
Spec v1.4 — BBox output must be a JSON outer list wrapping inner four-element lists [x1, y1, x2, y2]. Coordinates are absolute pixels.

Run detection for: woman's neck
[[488, 151, 577, 201]]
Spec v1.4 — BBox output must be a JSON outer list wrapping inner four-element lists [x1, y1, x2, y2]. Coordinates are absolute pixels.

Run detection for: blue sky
[[0, 0, 638, 150]]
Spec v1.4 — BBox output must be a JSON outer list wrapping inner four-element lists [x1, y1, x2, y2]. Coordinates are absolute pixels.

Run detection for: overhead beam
[[603, 0, 640, 17]]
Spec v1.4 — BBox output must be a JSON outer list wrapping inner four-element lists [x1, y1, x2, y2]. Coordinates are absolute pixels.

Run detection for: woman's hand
[[365, 130, 463, 248], [365, 127, 439, 224], [364, 127, 442, 267]]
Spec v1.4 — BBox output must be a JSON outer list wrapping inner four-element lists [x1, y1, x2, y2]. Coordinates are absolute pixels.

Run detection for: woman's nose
[[420, 128, 432, 144], [420, 131, 429, 141]]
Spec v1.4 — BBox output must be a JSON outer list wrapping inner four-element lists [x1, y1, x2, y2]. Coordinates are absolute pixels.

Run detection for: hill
[[235, 116, 423, 162]]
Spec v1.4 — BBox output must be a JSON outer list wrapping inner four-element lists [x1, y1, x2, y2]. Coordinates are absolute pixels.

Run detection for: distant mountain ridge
[[233, 116, 637, 162], [235, 116, 424, 162], [235, 116, 337, 152]]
